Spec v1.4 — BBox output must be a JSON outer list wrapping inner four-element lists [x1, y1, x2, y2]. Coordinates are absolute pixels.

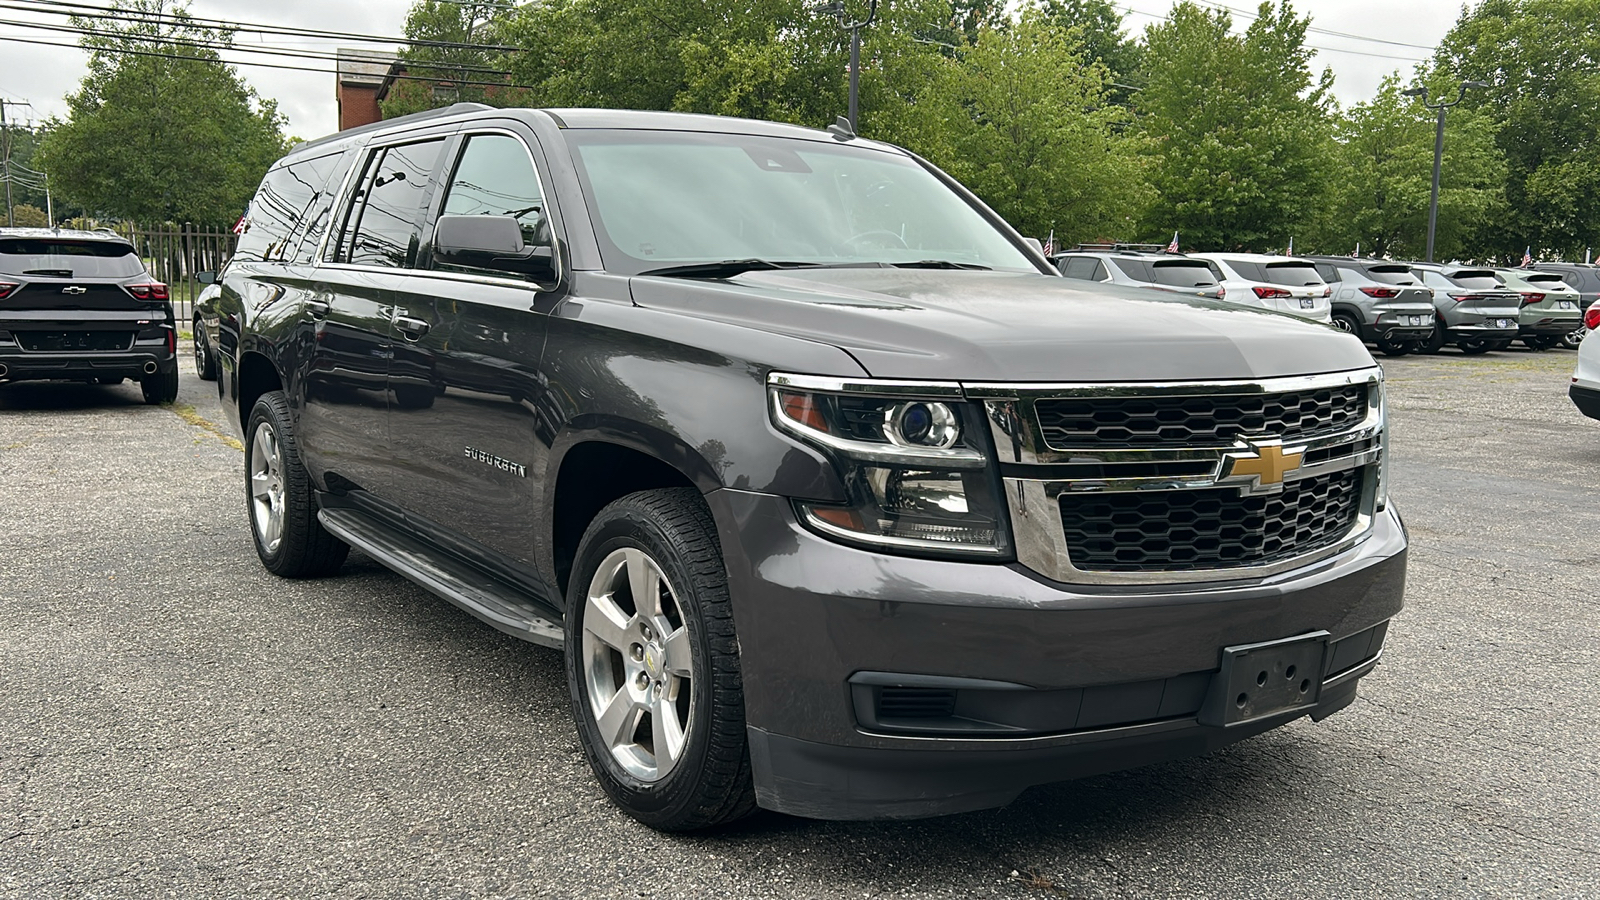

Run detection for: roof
[[1188, 252, 1312, 263], [337, 48, 397, 88], [0, 227, 132, 244]]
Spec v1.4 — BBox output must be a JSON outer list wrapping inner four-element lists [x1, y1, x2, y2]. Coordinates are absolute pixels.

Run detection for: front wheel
[[1330, 311, 1361, 338], [194, 321, 218, 381], [140, 367, 178, 404], [1419, 319, 1447, 355], [565, 488, 755, 831], [1560, 327, 1585, 350], [245, 391, 349, 578]]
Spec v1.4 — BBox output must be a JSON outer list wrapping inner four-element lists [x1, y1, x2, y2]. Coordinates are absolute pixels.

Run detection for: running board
[[318, 507, 565, 649]]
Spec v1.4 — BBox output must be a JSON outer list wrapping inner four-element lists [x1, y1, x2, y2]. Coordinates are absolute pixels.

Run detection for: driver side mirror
[[433, 214, 556, 284], [1023, 237, 1045, 256], [196, 271, 217, 285]]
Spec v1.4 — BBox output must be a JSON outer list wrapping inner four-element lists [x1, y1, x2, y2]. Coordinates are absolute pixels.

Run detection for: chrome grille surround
[[969, 367, 1384, 585]]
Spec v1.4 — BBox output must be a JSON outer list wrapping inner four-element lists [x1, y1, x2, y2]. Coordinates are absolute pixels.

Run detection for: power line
[[0, 15, 516, 75], [1115, 2, 1435, 62], [7, 0, 519, 52], [0, 32, 534, 90]]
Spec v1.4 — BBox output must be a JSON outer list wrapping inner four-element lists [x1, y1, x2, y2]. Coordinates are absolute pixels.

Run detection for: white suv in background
[[1571, 305, 1600, 421], [1188, 253, 1333, 323]]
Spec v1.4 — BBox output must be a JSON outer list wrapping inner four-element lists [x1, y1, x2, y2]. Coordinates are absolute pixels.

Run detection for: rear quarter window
[[1262, 262, 1324, 286], [1149, 261, 1217, 287], [1109, 258, 1153, 282], [0, 239, 146, 278]]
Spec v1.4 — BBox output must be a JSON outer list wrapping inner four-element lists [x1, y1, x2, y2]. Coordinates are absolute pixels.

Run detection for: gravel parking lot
[[2, 346, 1598, 899]]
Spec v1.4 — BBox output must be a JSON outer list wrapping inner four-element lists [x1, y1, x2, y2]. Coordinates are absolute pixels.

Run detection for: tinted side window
[[433, 134, 550, 280], [341, 139, 446, 268], [1110, 258, 1152, 282], [1061, 256, 1097, 280], [1092, 261, 1109, 281], [235, 164, 318, 263], [286, 150, 354, 265], [1226, 260, 1265, 281], [1313, 263, 1340, 282]]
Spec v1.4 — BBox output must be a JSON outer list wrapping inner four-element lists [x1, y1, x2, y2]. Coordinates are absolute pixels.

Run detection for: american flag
[[1166, 231, 1179, 253], [232, 202, 250, 235], [1521, 246, 1533, 267], [1042, 229, 1054, 256]]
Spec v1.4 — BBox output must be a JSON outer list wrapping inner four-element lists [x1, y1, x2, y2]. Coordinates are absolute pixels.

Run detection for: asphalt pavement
[[1, 345, 1597, 899]]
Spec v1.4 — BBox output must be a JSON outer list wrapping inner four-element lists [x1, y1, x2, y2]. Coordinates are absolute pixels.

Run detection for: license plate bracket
[[1198, 631, 1329, 727]]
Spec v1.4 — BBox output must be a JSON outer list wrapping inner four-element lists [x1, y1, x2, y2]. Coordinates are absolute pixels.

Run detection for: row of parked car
[[1052, 245, 1598, 357]]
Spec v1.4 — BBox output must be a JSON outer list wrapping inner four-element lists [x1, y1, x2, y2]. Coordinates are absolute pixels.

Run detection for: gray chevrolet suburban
[[203, 105, 1406, 829]]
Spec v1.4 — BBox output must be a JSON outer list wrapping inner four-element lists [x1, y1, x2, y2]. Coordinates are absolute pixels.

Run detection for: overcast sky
[[0, 0, 1464, 140]]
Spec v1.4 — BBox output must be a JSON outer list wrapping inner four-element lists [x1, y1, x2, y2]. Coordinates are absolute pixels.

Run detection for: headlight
[[769, 374, 1010, 557]]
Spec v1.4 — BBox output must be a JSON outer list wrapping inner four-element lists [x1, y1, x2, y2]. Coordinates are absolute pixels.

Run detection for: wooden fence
[[110, 224, 237, 327]]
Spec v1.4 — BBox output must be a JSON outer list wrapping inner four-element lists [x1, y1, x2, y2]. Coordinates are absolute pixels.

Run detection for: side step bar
[[318, 507, 565, 649]]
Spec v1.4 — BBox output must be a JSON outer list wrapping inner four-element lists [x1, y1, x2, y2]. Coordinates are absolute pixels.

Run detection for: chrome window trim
[[429, 126, 564, 293]]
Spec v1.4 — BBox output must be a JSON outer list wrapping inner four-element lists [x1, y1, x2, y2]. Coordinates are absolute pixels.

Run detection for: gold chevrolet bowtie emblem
[[1226, 441, 1303, 491]]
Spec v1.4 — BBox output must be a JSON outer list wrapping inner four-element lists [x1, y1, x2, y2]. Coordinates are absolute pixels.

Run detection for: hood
[[627, 268, 1374, 382]]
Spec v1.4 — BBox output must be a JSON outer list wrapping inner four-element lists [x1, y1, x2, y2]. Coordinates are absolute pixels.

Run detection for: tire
[[1419, 319, 1447, 355], [1375, 339, 1413, 357], [565, 488, 755, 832], [140, 366, 179, 404], [244, 391, 349, 578], [1330, 311, 1361, 338], [194, 320, 218, 381], [1560, 328, 1584, 350]]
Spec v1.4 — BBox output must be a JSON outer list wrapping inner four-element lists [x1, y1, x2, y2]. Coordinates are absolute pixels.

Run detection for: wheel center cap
[[643, 642, 663, 678]]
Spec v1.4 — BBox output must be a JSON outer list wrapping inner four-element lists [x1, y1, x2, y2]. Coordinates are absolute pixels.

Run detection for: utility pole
[[814, 0, 878, 133], [1401, 81, 1488, 263], [0, 98, 33, 228]]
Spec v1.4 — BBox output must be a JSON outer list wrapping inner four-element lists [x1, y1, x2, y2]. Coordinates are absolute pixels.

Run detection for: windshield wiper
[[637, 259, 824, 279], [888, 260, 991, 270]]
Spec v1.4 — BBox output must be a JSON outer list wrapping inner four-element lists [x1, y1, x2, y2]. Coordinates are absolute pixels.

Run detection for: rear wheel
[[194, 320, 218, 381], [1375, 338, 1413, 357], [140, 367, 179, 404], [245, 391, 349, 578], [1560, 327, 1585, 350], [565, 488, 755, 832], [1330, 312, 1362, 338], [1419, 319, 1447, 354]]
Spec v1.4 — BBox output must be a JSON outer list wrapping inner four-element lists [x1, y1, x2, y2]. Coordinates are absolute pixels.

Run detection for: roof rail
[[291, 102, 496, 155], [1068, 242, 1173, 254]]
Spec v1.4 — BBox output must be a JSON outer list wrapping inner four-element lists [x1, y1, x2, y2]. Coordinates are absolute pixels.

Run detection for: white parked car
[[1571, 305, 1600, 421], [1188, 253, 1333, 323]]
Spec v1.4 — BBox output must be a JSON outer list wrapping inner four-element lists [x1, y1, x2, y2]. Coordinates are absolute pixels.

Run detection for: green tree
[[36, 0, 288, 225], [1314, 74, 1503, 259], [1038, 0, 1143, 104], [902, 7, 1150, 241], [1135, 1, 1335, 251], [1432, 0, 1600, 259]]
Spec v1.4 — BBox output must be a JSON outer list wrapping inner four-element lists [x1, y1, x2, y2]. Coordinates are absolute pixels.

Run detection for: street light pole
[[816, 0, 878, 133], [1401, 80, 1488, 263]]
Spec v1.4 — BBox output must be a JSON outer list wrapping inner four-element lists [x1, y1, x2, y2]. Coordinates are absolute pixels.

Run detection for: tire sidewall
[[245, 395, 292, 569], [565, 505, 718, 820]]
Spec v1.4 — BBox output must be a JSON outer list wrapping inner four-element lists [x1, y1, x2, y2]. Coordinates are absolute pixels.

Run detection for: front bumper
[[709, 489, 1407, 820]]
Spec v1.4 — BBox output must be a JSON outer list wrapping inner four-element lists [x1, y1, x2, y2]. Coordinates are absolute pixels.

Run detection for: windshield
[[563, 129, 1036, 275], [0, 239, 146, 278]]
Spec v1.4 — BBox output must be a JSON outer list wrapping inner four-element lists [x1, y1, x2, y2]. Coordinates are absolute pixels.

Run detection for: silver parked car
[[1307, 256, 1436, 357], [1054, 246, 1225, 299], [1408, 263, 1523, 354], [1188, 253, 1333, 323], [1493, 269, 1583, 351]]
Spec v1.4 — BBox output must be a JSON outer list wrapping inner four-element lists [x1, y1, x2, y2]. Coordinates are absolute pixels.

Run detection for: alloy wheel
[[581, 547, 694, 783], [249, 423, 286, 554]]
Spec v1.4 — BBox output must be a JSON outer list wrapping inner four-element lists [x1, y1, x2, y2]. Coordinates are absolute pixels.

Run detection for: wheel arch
[[544, 424, 721, 597], [237, 350, 284, 425]]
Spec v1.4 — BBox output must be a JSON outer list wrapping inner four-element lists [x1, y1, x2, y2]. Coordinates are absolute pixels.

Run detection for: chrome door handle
[[305, 299, 330, 319], [394, 316, 430, 340]]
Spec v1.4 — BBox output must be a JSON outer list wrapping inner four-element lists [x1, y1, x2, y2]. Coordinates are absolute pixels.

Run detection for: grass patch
[[170, 402, 242, 451]]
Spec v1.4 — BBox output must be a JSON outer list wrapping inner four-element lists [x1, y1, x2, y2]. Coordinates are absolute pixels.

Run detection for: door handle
[[394, 316, 431, 340], [305, 299, 330, 319]]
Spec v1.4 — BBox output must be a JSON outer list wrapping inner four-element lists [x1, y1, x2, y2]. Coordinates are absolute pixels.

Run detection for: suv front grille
[[1058, 467, 1364, 572], [16, 330, 136, 352], [1034, 385, 1368, 449]]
